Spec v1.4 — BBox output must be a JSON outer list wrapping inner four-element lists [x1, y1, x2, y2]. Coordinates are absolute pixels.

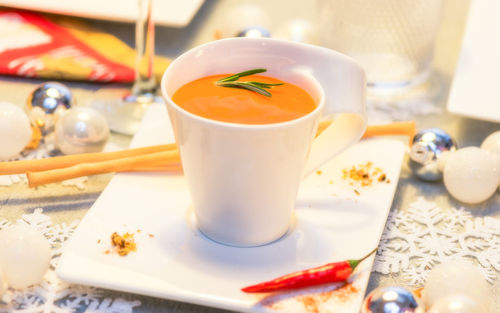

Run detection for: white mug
[[161, 38, 366, 247]]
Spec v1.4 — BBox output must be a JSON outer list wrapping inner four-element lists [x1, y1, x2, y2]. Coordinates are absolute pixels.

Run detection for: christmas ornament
[[0, 223, 51, 289], [55, 106, 109, 155], [26, 82, 73, 133], [0, 102, 32, 160], [480, 130, 500, 161], [427, 295, 485, 313], [274, 19, 318, 44], [236, 26, 271, 38], [409, 128, 457, 181], [423, 260, 491, 311], [361, 286, 424, 313], [443, 146, 500, 204]]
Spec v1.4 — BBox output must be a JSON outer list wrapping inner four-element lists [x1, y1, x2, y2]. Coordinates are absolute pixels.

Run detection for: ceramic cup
[[161, 38, 366, 247]]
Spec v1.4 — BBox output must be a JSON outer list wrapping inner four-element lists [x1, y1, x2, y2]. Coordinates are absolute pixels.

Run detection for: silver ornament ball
[[28, 82, 73, 114], [362, 286, 425, 313], [27, 82, 73, 133], [236, 26, 271, 38], [409, 128, 457, 181], [55, 106, 109, 155]]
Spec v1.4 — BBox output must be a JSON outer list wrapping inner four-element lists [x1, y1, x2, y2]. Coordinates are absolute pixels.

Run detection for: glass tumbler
[[318, 0, 443, 93]]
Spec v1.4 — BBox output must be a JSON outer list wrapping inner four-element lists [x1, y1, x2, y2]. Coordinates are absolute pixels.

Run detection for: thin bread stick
[[0, 143, 177, 175], [27, 150, 180, 187]]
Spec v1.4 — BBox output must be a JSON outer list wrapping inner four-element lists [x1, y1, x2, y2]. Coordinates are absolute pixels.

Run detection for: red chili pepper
[[241, 248, 377, 293]]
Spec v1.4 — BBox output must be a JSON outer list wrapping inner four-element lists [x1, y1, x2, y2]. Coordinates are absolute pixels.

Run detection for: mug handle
[[300, 45, 367, 178]]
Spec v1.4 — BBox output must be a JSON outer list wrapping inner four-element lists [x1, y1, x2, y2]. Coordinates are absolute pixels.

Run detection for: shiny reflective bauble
[[0, 223, 51, 289], [26, 82, 73, 133], [55, 107, 109, 155], [423, 260, 491, 311], [361, 286, 424, 313], [27, 82, 73, 114], [427, 295, 485, 313], [236, 26, 271, 38], [0, 102, 32, 160], [443, 147, 500, 204], [274, 19, 318, 44], [409, 128, 457, 181]]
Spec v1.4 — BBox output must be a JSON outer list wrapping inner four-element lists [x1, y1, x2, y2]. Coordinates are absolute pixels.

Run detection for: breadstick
[[27, 150, 180, 187], [317, 120, 416, 144], [361, 121, 416, 144], [0, 144, 177, 175]]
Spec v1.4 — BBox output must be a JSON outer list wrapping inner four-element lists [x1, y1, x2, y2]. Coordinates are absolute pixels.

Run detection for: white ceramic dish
[[0, 0, 205, 27], [447, 0, 500, 123], [57, 103, 406, 313]]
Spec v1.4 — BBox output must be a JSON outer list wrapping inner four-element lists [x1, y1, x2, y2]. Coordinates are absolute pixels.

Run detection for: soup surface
[[171, 74, 316, 124]]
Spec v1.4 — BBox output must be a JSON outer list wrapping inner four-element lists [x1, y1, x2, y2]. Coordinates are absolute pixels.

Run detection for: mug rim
[[160, 37, 326, 130]]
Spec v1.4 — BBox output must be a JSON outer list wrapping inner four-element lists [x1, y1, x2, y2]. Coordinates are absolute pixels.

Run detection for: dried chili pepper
[[241, 248, 377, 293]]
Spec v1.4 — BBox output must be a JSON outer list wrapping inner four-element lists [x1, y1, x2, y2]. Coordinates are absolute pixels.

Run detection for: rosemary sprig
[[216, 69, 283, 97]]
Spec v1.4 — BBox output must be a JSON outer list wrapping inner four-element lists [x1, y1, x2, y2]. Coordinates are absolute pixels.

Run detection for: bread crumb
[[111, 232, 137, 256]]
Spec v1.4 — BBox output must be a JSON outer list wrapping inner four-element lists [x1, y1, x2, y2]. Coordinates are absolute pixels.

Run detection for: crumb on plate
[[111, 232, 137, 256]]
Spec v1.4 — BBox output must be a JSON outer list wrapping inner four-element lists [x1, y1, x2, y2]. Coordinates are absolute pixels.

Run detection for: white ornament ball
[[480, 130, 500, 155], [480, 131, 500, 187], [423, 260, 491, 311], [0, 102, 32, 160], [55, 106, 109, 155], [0, 223, 51, 289], [443, 147, 500, 203], [427, 295, 485, 313]]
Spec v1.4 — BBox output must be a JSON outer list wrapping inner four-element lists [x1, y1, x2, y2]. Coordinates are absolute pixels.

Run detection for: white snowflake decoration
[[0, 209, 141, 313], [373, 197, 500, 286]]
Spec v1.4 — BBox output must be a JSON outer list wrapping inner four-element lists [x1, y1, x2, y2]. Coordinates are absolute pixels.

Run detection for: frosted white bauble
[[480, 130, 500, 187], [0, 102, 32, 160], [423, 260, 491, 310], [443, 147, 500, 203], [427, 295, 486, 313], [0, 223, 51, 289], [55, 106, 109, 155], [480, 130, 500, 156]]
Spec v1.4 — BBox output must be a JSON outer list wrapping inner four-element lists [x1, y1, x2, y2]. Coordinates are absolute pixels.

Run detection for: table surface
[[1, 0, 499, 312]]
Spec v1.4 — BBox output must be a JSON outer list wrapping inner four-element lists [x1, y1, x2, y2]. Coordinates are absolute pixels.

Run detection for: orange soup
[[172, 74, 316, 124]]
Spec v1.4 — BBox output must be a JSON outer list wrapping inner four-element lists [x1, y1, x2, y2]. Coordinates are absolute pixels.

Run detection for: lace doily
[[0, 209, 141, 313], [373, 197, 500, 286], [1, 197, 498, 312], [0, 140, 123, 190]]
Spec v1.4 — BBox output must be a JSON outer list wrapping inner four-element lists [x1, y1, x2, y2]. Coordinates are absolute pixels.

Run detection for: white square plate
[[447, 0, 500, 123], [57, 103, 406, 313], [0, 0, 205, 27]]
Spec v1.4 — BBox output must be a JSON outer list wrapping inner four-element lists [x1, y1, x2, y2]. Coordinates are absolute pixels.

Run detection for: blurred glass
[[91, 0, 160, 136], [318, 0, 443, 94]]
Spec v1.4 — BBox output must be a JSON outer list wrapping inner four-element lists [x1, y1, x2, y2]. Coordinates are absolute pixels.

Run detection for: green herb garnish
[[216, 68, 283, 97]]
